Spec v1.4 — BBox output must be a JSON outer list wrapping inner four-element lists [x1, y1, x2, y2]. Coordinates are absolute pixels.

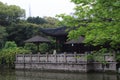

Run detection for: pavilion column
[[74, 52, 77, 63], [64, 52, 67, 63], [46, 52, 48, 62], [37, 52, 40, 62]]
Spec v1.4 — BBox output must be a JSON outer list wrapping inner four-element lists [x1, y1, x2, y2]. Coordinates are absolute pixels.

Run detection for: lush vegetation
[[24, 43, 51, 54], [0, 41, 30, 67], [0, 1, 60, 67], [0, 1, 60, 47], [0, 0, 120, 66], [58, 0, 120, 50], [57, 0, 120, 61]]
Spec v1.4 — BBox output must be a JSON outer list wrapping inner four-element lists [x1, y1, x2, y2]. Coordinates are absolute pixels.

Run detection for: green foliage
[[6, 23, 39, 46], [24, 43, 37, 52], [35, 16, 60, 28], [0, 41, 30, 67], [0, 26, 8, 48], [87, 48, 108, 64], [0, 1, 61, 49], [56, 14, 78, 27], [0, 1, 25, 26], [43, 16, 61, 28], [4, 41, 17, 49], [27, 16, 47, 24], [58, 0, 120, 50], [115, 52, 120, 61], [39, 43, 50, 53], [57, 0, 120, 62], [24, 43, 51, 54], [27, 16, 60, 28]]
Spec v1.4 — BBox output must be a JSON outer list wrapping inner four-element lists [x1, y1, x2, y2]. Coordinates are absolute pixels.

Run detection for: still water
[[0, 69, 120, 80]]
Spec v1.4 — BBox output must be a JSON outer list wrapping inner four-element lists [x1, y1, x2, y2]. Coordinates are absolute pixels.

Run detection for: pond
[[0, 69, 120, 80]]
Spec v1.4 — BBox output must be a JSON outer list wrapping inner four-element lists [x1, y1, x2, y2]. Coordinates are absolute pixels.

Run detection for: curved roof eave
[[40, 26, 68, 37]]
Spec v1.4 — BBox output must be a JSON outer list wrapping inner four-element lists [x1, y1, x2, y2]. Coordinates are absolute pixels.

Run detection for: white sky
[[0, 0, 75, 18]]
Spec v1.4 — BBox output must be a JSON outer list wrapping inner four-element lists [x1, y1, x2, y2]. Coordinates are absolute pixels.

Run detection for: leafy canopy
[[0, 26, 8, 48], [0, 41, 30, 66], [58, 0, 120, 50], [0, 1, 25, 26]]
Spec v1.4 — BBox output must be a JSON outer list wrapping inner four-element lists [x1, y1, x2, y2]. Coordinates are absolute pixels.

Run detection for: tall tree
[[0, 1, 25, 26], [0, 26, 8, 48], [27, 16, 47, 24], [58, 0, 120, 50], [6, 23, 39, 46], [27, 16, 60, 28], [40, 16, 60, 28]]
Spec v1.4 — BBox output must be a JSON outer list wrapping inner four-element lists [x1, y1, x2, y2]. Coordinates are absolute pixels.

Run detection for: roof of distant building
[[66, 36, 84, 44], [40, 26, 68, 37], [24, 35, 50, 43]]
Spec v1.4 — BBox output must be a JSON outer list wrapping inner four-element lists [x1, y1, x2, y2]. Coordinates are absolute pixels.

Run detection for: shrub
[[39, 43, 50, 54], [0, 41, 30, 67]]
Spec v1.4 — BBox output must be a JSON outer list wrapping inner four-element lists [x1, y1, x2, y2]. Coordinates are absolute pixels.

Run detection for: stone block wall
[[15, 52, 116, 72]]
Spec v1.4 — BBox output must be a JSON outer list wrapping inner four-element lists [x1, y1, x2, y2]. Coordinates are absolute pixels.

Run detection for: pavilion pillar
[[46, 52, 48, 62], [64, 52, 67, 63], [74, 52, 77, 63], [37, 52, 40, 62]]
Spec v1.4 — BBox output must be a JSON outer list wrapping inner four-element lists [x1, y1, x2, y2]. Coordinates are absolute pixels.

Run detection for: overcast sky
[[0, 0, 75, 18]]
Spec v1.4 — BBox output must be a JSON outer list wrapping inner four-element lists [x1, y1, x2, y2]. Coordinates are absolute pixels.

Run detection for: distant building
[[40, 26, 100, 53]]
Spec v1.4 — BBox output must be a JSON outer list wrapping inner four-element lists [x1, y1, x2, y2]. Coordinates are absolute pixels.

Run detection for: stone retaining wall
[[15, 52, 116, 72]]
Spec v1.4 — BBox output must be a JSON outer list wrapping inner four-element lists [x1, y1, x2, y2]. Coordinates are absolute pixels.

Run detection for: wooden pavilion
[[40, 27, 95, 53], [24, 35, 51, 52]]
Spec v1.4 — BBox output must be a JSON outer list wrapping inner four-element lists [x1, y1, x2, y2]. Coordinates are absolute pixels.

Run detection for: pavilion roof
[[40, 26, 68, 37], [66, 36, 84, 44], [24, 35, 50, 43]]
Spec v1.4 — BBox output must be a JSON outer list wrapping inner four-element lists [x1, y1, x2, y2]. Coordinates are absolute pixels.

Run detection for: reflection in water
[[0, 70, 120, 80], [0, 69, 16, 80]]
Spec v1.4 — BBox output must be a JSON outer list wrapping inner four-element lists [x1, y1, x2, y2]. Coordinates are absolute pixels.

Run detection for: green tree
[[58, 0, 120, 50], [6, 23, 39, 46], [0, 26, 8, 48], [27, 16, 47, 24], [4, 41, 17, 49], [39, 43, 50, 54], [0, 41, 30, 67], [24, 43, 37, 53], [27, 16, 60, 28], [0, 1, 25, 26], [43, 16, 60, 28]]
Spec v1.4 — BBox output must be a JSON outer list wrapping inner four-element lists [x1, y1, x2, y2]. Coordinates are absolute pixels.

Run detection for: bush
[[0, 41, 30, 67], [4, 41, 17, 49], [39, 43, 50, 54], [24, 43, 37, 53], [24, 43, 50, 54]]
